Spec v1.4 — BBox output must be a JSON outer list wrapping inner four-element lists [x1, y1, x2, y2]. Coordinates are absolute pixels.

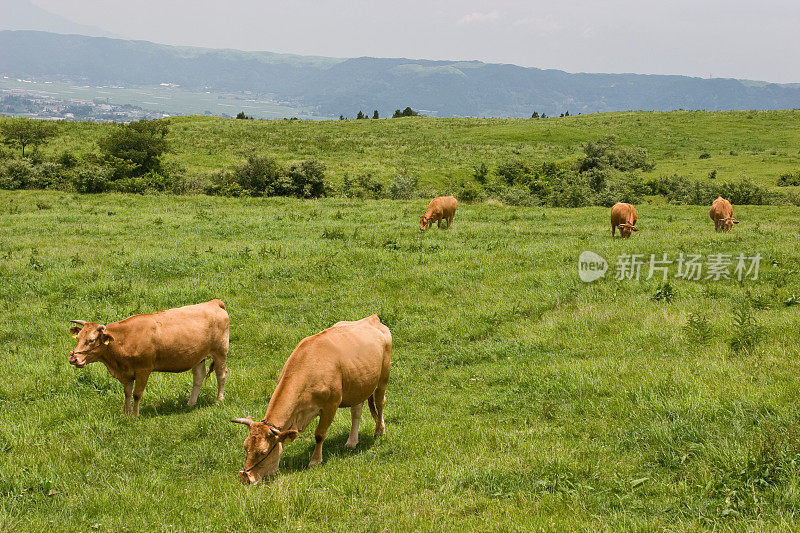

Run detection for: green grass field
[[1, 190, 799, 531], [23, 109, 800, 190]]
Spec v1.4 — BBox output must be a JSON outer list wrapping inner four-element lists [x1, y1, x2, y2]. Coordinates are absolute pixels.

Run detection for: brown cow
[[420, 195, 457, 231], [710, 196, 739, 232], [611, 202, 639, 238], [68, 299, 229, 416], [232, 314, 391, 484]]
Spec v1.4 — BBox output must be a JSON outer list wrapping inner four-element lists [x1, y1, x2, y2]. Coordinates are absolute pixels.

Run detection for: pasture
[[27, 109, 800, 190], [1, 190, 799, 531]]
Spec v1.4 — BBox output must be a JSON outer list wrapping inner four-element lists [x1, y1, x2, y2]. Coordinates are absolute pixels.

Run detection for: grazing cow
[[611, 202, 639, 238], [710, 196, 739, 232], [420, 195, 457, 231], [68, 299, 229, 416], [232, 314, 391, 484]]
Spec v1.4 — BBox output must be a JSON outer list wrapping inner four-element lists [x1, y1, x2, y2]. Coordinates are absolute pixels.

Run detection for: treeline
[[0, 118, 797, 205]]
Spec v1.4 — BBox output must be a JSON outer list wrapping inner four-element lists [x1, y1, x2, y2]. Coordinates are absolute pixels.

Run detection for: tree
[[356, 111, 366, 120], [393, 107, 419, 118], [531, 111, 539, 118], [0, 118, 57, 156], [373, 110, 379, 119], [98, 119, 170, 177], [236, 111, 252, 119], [339, 115, 345, 121], [565, 110, 570, 116]]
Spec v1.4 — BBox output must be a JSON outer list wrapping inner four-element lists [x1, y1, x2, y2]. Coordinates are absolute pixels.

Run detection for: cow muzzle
[[68, 351, 86, 368], [239, 470, 256, 485]]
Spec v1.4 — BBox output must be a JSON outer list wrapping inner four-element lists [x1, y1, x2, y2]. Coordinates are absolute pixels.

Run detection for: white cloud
[[457, 10, 501, 25], [513, 15, 564, 33]]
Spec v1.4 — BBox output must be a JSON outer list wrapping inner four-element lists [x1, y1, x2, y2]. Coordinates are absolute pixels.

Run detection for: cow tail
[[368, 396, 378, 419]]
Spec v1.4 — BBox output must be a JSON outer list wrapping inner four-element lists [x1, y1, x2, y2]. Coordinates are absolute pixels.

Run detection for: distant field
[[0, 77, 321, 119], [1, 191, 799, 530], [19, 109, 800, 190]]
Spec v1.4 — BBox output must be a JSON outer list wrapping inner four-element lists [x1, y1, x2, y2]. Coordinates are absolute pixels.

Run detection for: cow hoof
[[187, 399, 197, 407], [345, 441, 358, 449], [308, 457, 322, 467]]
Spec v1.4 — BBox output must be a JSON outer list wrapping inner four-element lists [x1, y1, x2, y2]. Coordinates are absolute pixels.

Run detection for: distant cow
[[611, 202, 639, 238], [68, 299, 229, 416], [232, 314, 391, 484], [420, 195, 457, 231], [710, 196, 739, 232]]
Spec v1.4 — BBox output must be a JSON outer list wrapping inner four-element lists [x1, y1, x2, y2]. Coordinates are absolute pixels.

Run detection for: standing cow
[[420, 195, 457, 231], [68, 299, 229, 416], [710, 196, 739, 232], [232, 314, 391, 484], [611, 202, 639, 238]]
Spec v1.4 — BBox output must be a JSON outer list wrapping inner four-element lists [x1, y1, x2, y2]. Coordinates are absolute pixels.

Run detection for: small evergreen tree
[[531, 111, 539, 118], [356, 111, 365, 120], [373, 110, 379, 119]]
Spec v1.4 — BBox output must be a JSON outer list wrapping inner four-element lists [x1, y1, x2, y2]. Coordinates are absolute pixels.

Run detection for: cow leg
[[213, 359, 227, 403], [187, 360, 205, 406], [345, 403, 363, 449], [123, 379, 134, 415], [371, 385, 387, 437], [131, 371, 151, 417], [309, 405, 337, 467], [611, 224, 616, 237], [437, 219, 441, 228]]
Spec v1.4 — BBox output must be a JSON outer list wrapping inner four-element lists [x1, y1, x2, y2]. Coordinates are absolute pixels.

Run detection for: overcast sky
[[31, 0, 800, 83]]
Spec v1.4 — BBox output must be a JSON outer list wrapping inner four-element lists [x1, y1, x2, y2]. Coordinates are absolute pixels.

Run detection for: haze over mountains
[[1, 29, 799, 119]]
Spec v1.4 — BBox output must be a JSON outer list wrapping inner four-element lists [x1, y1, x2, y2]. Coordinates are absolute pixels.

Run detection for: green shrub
[[500, 186, 536, 206], [340, 172, 384, 199], [389, 173, 418, 199], [285, 158, 327, 198], [71, 167, 112, 193], [457, 180, 484, 203], [496, 159, 533, 186], [231, 154, 282, 196], [777, 171, 800, 187], [0, 159, 34, 189]]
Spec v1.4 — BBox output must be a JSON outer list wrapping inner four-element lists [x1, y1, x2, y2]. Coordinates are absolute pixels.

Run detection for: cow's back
[[284, 315, 390, 406], [109, 299, 229, 372], [611, 202, 635, 225], [710, 197, 732, 220]]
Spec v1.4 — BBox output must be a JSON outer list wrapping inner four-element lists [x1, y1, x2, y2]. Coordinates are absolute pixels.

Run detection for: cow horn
[[97, 325, 106, 332], [70, 320, 86, 326], [231, 417, 254, 426]]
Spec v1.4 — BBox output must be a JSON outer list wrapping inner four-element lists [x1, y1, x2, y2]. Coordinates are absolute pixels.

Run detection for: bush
[[340, 173, 384, 199], [500, 186, 536, 206], [777, 171, 800, 187], [98, 119, 170, 178], [496, 159, 533, 186], [388, 173, 418, 199], [71, 167, 112, 193], [231, 154, 282, 196], [0, 159, 35, 189], [549, 173, 591, 207], [457, 180, 484, 203], [285, 158, 327, 198], [722, 179, 772, 205]]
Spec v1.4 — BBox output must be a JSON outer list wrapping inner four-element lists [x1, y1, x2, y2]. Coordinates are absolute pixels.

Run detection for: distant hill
[[1, 30, 799, 119], [0, 1, 120, 38]]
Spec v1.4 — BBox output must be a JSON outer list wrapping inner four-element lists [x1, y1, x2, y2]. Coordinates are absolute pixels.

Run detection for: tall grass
[[1, 191, 799, 530]]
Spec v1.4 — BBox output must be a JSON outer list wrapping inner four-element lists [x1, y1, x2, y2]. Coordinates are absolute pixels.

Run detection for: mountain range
[[1, 29, 799, 119]]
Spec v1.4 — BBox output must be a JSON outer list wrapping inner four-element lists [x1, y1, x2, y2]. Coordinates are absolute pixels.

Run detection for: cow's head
[[68, 320, 113, 368], [419, 215, 430, 231], [231, 417, 298, 484], [720, 217, 739, 232], [617, 222, 639, 238]]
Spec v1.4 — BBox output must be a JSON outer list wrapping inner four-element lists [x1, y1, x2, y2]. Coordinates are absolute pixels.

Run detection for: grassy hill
[[1, 191, 799, 530], [28, 109, 800, 190]]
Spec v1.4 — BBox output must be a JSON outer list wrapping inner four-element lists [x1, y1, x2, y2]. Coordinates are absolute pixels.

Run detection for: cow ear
[[69, 325, 82, 338], [732, 219, 739, 224], [100, 331, 114, 345], [277, 429, 298, 443], [631, 226, 639, 231]]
